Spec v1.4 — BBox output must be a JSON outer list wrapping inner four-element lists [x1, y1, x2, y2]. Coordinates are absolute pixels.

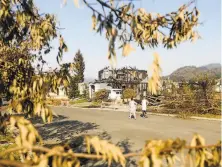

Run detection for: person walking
[[129, 97, 137, 120], [142, 97, 149, 118]]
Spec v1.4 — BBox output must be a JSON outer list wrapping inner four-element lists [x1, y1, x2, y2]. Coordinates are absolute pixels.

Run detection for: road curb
[[190, 116, 221, 121], [50, 105, 221, 122]]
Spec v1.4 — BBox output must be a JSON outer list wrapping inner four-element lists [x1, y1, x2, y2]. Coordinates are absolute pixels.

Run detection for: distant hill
[[204, 63, 221, 70], [166, 63, 221, 81]]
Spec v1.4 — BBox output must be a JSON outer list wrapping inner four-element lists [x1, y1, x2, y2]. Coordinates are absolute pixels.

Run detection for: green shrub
[[122, 88, 136, 99], [93, 89, 109, 102]]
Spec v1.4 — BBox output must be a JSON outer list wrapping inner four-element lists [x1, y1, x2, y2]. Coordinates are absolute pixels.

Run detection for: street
[[34, 106, 221, 152]]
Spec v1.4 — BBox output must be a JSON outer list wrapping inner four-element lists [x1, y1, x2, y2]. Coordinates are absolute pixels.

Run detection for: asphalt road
[[47, 106, 221, 152]]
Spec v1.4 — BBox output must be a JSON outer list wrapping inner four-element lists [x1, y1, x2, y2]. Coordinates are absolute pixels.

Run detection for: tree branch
[[0, 160, 31, 167], [82, 0, 119, 27], [0, 143, 220, 160]]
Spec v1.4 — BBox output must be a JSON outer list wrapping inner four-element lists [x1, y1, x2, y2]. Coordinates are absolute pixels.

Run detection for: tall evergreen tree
[[73, 50, 85, 82], [68, 76, 80, 99], [68, 50, 85, 99]]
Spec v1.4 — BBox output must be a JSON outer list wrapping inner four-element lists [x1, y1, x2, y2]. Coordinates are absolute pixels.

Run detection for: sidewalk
[[52, 105, 221, 122]]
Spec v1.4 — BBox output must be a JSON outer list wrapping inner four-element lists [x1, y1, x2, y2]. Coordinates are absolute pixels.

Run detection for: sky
[[35, 0, 221, 80]]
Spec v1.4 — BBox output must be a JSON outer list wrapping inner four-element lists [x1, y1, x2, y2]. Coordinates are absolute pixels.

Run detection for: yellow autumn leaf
[[16, 103, 23, 113], [35, 103, 41, 115], [18, 58, 23, 65], [9, 117, 16, 130], [111, 28, 118, 37], [196, 134, 205, 145], [138, 8, 146, 14], [33, 80, 37, 92], [37, 158, 48, 167], [153, 52, 160, 63], [63, 79, 69, 87], [148, 52, 162, 95], [178, 10, 185, 22], [41, 108, 46, 123], [15, 136, 22, 147], [28, 132, 36, 145], [75, 161, 80, 167], [122, 43, 135, 57], [204, 150, 213, 159], [39, 78, 43, 87], [92, 13, 97, 30], [190, 135, 197, 147], [13, 79, 17, 86], [85, 137, 91, 153], [45, 107, 49, 117], [20, 125, 28, 142], [139, 156, 150, 167]]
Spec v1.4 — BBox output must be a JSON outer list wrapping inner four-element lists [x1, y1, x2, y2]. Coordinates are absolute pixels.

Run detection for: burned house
[[89, 66, 148, 99]]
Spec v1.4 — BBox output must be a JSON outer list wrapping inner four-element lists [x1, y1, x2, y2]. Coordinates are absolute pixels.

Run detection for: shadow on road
[[30, 115, 138, 166], [44, 131, 137, 167], [116, 139, 138, 167], [29, 115, 68, 124], [30, 115, 98, 141]]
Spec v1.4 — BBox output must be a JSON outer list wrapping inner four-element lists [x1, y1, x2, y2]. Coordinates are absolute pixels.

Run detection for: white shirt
[[129, 100, 137, 112], [142, 99, 148, 111]]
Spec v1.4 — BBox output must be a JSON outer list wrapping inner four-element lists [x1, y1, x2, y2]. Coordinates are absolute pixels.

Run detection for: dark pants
[[142, 110, 147, 117]]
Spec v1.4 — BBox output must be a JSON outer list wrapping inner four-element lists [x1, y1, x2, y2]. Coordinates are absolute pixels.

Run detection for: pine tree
[[73, 50, 85, 82], [68, 76, 80, 99], [68, 50, 85, 99]]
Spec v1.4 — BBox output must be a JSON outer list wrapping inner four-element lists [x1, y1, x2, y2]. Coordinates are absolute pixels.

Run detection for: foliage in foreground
[[73, 0, 201, 62], [0, 116, 221, 167], [0, 0, 71, 124]]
